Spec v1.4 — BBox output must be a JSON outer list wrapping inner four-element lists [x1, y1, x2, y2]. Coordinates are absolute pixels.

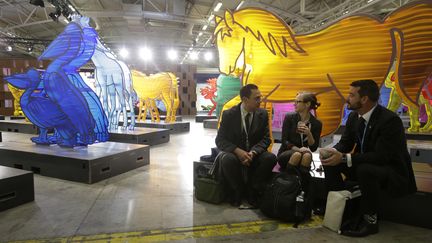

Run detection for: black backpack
[[260, 172, 311, 225]]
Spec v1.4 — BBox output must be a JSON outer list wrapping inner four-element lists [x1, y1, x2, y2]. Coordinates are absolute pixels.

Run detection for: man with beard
[[319, 80, 416, 237], [216, 84, 276, 208]]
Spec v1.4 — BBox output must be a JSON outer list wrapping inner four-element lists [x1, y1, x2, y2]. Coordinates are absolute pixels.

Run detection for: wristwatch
[[341, 153, 347, 163]]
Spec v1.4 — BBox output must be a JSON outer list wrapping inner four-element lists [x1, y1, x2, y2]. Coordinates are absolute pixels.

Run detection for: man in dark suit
[[320, 79, 416, 237], [216, 84, 277, 207]]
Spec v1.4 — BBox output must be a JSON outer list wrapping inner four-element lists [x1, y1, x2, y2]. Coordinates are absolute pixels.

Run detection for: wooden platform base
[[0, 120, 38, 134], [203, 119, 218, 129], [134, 120, 190, 134], [408, 140, 432, 164], [10, 116, 25, 120], [195, 115, 217, 123], [0, 141, 149, 184], [109, 127, 169, 146], [0, 166, 34, 211], [405, 131, 432, 141]]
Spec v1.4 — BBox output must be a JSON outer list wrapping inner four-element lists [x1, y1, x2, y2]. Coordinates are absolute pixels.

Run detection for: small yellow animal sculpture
[[214, 1, 432, 136], [131, 70, 179, 123], [7, 84, 26, 118]]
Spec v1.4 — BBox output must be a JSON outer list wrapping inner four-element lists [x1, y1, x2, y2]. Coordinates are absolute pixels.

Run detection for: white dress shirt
[[346, 105, 377, 167]]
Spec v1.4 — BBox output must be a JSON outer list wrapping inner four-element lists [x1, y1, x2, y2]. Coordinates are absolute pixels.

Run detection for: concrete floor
[[0, 117, 431, 242]]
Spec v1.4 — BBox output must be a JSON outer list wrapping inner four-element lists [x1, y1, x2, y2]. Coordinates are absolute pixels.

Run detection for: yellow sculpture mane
[[215, 1, 432, 136], [131, 70, 179, 123], [214, 9, 305, 57]]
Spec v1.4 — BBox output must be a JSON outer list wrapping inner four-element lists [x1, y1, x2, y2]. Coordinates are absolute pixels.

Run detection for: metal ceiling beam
[[293, 0, 400, 33], [241, 1, 311, 23], [5, 20, 53, 30], [81, 10, 207, 25], [147, 0, 162, 12]]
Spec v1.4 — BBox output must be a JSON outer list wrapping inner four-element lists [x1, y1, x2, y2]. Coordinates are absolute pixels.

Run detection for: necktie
[[358, 117, 366, 151], [245, 113, 251, 133]]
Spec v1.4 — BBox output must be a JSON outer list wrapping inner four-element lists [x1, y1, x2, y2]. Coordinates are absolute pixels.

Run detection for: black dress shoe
[[230, 191, 242, 207], [341, 218, 379, 237], [312, 206, 325, 216]]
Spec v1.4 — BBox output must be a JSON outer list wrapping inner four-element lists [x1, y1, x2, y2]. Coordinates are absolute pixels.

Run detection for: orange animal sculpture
[[214, 1, 432, 136], [131, 70, 179, 123], [200, 78, 217, 115]]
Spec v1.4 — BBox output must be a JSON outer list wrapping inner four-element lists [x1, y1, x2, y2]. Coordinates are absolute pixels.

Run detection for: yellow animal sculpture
[[214, 1, 432, 136], [131, 70, 179, 123], [7, 84, 26, 118], [385, 70, 432, 132]]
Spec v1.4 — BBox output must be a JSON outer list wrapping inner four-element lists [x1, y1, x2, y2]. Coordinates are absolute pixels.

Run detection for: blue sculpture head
[[5, 68, 41, 89]]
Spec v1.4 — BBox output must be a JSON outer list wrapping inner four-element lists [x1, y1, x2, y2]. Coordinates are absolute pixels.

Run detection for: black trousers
[[323, 163, 390, 215], [219, 151, 277, 198]]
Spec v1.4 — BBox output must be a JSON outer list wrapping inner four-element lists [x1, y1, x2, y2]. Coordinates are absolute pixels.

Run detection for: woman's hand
[[298, 124, 311, 135], [299, 147, 311, 154]]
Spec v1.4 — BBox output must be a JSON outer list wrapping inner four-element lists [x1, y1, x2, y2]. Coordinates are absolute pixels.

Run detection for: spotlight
[[29, 0, 44, 7], [139, 47, 152, 61], [27, 46, 33, 53], [167, 49, 178, 60], [5, 45, 12, 52], [204, 52, 213, 61], [119, 48, 129, 58], [189, 52, 198, 60]]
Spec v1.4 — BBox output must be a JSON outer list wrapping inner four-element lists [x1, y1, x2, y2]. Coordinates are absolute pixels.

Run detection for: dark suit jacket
[[277, 112, 322, 156], [335, 105, 417, 196], [215, 103, 271, 155]]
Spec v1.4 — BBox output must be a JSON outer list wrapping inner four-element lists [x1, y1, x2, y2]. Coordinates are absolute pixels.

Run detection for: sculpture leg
[[126, 92, 135, 130], [161, 91, 172, 123], [172, 91, 180, 121], [31, 128, 56, 145], [143, 99, 149, 122], [407, 104, 420, 132], [387, 87, 402, 112], [419, 95, 432, 132], [151, 99, 160, 123], [106, 76, 118, 130], [209, 99, 217, 116], [145, 99, 154, 122], [137, 99, 144, 122]]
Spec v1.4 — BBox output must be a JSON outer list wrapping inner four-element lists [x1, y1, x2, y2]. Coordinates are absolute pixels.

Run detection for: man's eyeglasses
[[294, 100, 305, 104]]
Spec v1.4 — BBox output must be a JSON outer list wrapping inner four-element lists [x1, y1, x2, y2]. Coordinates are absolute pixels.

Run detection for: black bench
[[379, 191, 432, 229], [0, 165, 34, 211], [309, 153, 432, 229]]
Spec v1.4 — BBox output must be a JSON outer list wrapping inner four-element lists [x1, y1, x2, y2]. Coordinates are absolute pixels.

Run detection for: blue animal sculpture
[[5, 21, 109, 147], [5, 68, 78, 146], [83, 17, 136, 130], [67, 16, 109, 142]]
